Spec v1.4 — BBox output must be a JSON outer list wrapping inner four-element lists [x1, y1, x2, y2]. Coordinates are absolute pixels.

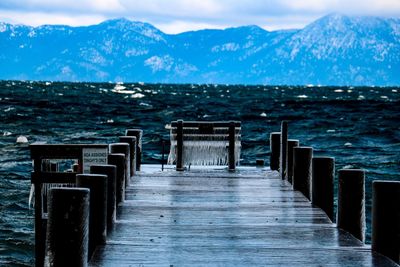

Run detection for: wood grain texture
[[89, 165, 398, 267]]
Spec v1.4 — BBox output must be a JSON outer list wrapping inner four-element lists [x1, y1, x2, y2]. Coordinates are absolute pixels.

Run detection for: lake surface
[[0, 81, 399, 266]]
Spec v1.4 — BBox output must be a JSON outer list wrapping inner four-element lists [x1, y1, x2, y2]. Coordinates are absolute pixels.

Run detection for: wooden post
[[107, 153, 126, 203], [269, 132, 280, 171], [73, 163, 79, 173], [337, 169, 365, 242], [228, 121, 236, 171], [292, 147, 313, 200], [280, 121, 288, 180], [90, 164, 117, 233], [312, 157, 335, 222], [256, 159, 264, 167], [176, 120, 184, 171], [33, 160, 45, 267], [119, 136, 137, 177], [109, 143, 130, 187], [125, 129, 143, 171], [45, 188, 90, 267], [162, 140, 165, 171], [372, 180, 400, 264], [76, 174, 107, 260], [286, 139, 299, 183]]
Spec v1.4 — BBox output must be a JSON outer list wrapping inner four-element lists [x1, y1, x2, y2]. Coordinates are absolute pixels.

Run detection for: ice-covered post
[[312, 157, 335, 221], [280, 121, 288, 180], [45, 187, 90, 267], [176, 120, 184, 171], [269, 132, 281, 171], [125, 129, 143, 171], [90, 164, 117, 233], [76, 174, 107, 260], [228, 121, 236, 171], [286, 139, 299, 183], [337, 169, 365, 242], [292, 147, 313, 200], [371, 180, 400, 264]]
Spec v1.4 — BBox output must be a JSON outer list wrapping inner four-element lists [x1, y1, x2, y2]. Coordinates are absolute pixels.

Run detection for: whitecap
[[16, 135, 28, 143], [326, 129, 336, 133], [358, 95, 365, 100], [334, 89, 343, 93], [344, 142, 352, 147], [343, 165, 354, 169], [260, 112, 267, 117], [113, 83, 126, 91], [3, 131, 12, 136], [392, 89, 397, 93], [139, 102, 151, 107], [380, 96, 388, 99], [106, 119, 114, 124], [131, 93, 145, 98], [297, 95, 308, 98]]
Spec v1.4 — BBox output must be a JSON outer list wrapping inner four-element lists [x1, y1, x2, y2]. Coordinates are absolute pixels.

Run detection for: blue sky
[[0, 0, 399, 33]]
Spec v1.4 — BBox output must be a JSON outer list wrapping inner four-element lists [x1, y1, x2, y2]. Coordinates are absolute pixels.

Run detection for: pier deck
[[89, 165, 397, 266]]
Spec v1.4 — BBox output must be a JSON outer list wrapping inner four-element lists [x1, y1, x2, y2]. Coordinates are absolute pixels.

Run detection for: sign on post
[[82, 148, 108, 173]]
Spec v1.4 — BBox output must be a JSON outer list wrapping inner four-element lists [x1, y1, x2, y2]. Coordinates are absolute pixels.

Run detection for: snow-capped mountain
[[1, 14, 399, 85]]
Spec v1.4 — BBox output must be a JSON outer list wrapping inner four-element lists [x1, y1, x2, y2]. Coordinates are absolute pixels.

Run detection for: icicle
[[167, 125, 242, 166], [28, 184, 35, 208]]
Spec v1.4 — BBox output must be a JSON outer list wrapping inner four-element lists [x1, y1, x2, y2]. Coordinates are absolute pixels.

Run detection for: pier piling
[[228, 121, 236, 171], [269, 132, 281, 171], [90, 165, 117, 233], [292, 147, 313, 200], [125, 129, 143, 171], [76, 174, 108, 260], [109, 143, 130, 187], [280, 121, 288, 179], [45, 188, 90, 267], [372, 180, 400, 264], [312, 157, 335, 221], [286, 139, 299, 183], [107, 153, 126, 203], [176, 120, 184, 171], [119, 136, 137, 177], [337, 169, 365, 242]]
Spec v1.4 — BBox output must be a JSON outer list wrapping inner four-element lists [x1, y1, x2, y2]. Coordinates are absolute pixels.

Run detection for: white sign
[[82, 148, 108, 173]]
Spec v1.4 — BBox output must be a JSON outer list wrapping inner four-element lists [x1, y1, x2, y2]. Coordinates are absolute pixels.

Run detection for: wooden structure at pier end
[[30, 121, 399, 267]]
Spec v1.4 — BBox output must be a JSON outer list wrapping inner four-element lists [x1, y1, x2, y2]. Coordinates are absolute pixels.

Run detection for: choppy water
[[0, 81, 399, 266]]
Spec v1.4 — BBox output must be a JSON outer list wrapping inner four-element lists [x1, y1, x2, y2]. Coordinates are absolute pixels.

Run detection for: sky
[[0, 0, 400, 33]]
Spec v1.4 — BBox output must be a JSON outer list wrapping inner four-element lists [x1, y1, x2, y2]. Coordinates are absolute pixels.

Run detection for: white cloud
[[0, 0, 399, 32]]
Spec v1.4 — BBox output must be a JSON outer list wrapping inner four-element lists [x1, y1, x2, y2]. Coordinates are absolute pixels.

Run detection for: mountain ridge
[[1, 14, 399, 86]]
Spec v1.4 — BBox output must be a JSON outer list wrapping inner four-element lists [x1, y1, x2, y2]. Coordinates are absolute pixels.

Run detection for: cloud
[[0, 0, 400, 33]]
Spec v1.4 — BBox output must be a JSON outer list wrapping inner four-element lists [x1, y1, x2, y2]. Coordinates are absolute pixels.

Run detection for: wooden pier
[[89, 165, 398, 267]]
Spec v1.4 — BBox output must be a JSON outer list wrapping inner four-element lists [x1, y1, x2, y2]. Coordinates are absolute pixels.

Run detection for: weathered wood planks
[[89, 165, 398, 267]]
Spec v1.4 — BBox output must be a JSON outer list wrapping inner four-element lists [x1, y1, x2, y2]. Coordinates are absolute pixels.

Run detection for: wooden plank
[[170, 121, 241, 127], [89, 165, 399, 267]]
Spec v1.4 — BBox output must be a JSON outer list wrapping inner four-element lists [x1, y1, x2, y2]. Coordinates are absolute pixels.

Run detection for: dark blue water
[[0, 81, 399, 266]]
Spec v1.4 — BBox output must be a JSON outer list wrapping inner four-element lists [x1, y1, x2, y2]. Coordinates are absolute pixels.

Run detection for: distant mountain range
[[1, 14, 399, 86]]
